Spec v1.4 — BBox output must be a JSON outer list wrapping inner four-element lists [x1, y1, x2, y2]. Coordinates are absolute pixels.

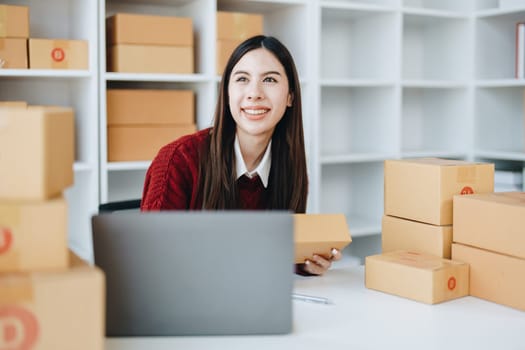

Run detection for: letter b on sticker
[[0, 306, 38, 350]]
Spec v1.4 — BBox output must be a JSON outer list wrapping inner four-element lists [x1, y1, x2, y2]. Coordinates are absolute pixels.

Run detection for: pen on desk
[[292, 293, 334, 305]]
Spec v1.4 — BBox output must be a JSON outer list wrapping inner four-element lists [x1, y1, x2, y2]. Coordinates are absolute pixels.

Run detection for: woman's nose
[[246, 82, 264, 100]]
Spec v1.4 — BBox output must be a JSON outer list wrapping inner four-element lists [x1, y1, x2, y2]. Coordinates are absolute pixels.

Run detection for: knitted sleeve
[[140, 131, 204, 210]]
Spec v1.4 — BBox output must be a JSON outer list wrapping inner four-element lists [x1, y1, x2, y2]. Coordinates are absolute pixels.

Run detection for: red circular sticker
[[51, 48, 65, 62], [0, 227, 13, 254], [0, 306, 39, 350], [448, 276, 457, 291], [460, 186, 474, 195]]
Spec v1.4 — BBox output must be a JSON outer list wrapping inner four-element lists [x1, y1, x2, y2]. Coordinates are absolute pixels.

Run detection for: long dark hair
[[198, 35, 308, 213]]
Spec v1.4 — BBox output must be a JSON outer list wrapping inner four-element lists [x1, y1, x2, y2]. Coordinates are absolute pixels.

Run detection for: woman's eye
[[263, 76, 277, 83], [235, 76, 248, 82]]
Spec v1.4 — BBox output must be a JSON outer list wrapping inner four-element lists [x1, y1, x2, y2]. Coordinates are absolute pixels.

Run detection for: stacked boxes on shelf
[[0, 4, 29, 68], [452, 192, 525, 311], [365, 158, 495, 304], [216, 11, 263, 75], [0, 4, 88, 70], [106, 13, 193, 74], [0, 105, 104, 349], [106, 89, 196, 161]]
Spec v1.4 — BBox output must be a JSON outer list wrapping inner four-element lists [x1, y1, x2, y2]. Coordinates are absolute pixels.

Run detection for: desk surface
[[106, 262, 525, 350]]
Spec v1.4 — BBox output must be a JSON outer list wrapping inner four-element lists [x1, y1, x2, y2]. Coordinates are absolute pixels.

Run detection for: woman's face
[[228, 48, 292, 142]]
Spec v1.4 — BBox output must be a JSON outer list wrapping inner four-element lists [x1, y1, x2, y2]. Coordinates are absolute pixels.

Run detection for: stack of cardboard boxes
[[106, 13, 193, 74], [366, 158, 494, 304], [0, 105, 104, 349], [0, 4, 88, 70], [216, 11, 263, 75], [106, 88, 196, 161], [0, 4, 29, 68], [452, 192, 525, 311]]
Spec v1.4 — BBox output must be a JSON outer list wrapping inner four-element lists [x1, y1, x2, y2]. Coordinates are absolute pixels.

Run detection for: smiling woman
[[140, 35, 340, 275]]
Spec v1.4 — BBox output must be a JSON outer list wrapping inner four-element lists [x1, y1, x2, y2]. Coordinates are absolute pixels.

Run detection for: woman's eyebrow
[[232, 70, 282, 76]]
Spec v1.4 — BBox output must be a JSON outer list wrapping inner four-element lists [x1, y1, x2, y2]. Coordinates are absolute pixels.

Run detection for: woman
[[141, 35, 340, 275]]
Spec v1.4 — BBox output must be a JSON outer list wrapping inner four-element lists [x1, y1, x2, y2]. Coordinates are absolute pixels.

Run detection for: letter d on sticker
[[0, 306, 39, 350], [0, 228, 13, 254]]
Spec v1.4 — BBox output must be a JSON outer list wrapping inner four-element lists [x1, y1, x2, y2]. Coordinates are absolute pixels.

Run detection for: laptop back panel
[[92, 211, 294, 336]]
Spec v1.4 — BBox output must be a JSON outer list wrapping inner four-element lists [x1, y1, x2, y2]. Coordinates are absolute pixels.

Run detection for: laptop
[[91, 211, 294, 336]]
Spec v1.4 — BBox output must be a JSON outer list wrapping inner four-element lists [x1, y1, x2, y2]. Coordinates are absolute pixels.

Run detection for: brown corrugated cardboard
[[217, 11, 263, 40], [452, 243, 525, 312], [28, 38, 88, 70], [0, 106, 74, 200], [0, 38, 28, 68], [0, 5, 29, 38], [382, 215, 452, 258], [384, 158, 494, 225], [365, 250, 469, 304], [0, 251, 105, 349], [293, 214, 352, 264], [0, 101, 27, 108], [0, 197, 68, 273], [453, 192, 525, 259], [107, 89, 194, 126], [108, 44, 193, 74], [106, 13, 193, 46], [107, 124, 197, 161], [217, 39, 241, 75]]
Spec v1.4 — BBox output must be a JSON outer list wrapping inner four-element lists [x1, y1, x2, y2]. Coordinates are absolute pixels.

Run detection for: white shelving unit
[[0, 0, 99, 261], [4, 0, 525, 260]]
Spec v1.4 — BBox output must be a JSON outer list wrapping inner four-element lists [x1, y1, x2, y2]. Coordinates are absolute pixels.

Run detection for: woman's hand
[[297, 248, 342, 276]]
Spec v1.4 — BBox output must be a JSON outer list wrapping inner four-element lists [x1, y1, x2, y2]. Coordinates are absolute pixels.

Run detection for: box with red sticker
[[365, 250, 469, 304], [384, 158, 494, 225], [453, 192, 525, 259], [28, 38, 88, 70], [0, 196, 68, 273], [452, 243, 525, 312], [0, 251, 105, 349]]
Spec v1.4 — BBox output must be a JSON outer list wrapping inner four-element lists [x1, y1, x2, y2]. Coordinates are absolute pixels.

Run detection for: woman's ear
[[287, 92, 294, 107]]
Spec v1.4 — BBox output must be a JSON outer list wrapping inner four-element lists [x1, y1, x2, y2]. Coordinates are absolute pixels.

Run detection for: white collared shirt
[[234, 135, 271, 188]]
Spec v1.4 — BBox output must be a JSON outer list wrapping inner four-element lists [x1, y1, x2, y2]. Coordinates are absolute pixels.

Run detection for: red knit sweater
[[141, 128, 269, 210]]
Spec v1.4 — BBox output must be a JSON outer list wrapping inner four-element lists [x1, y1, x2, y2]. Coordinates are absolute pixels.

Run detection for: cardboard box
[[0, 38, 28, 68], [108, 44, 193, 74], [0, 4, 29, 38], [0, 101, 27, 108], [107, 89, 194, 126], [384, 158, 494, 225], [217, 39, 241, 75], [293, 214, 352, 264], [0, 251, 105, 350], [107, 124, 197, 161], [452, 243, 525, 312], [453, 192, 525, 259], [28, 38, 89, 70], [217, 11, 263, 41], [365, 250, 469, 304], [106, 13, 193, 46], [0, 106, 75, 200], [0, 197, 68, 272], [381, 215, 452, 258]]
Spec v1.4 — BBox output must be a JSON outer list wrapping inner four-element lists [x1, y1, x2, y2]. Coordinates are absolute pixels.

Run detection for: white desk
[[106, 262, 525, 350]]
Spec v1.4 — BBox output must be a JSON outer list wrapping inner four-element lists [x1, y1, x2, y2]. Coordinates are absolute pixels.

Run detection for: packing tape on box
[[51, 40, 70, 69], [0, 274, 34, 304], [457, 166, 477, 183]]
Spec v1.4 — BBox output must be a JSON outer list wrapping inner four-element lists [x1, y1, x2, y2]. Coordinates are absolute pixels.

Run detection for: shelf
[[321, 153, 396, 164], [476, 79, 525, 87], [321, 79, 395, 87], [400, 151, 468, 159], [106, 161, 152, 171], [104, 72, 210, 82], [402, 7, 469, 18], [0, 69, 93, 78], [402, 80, 468, 88], [475, 151, 525, 161]]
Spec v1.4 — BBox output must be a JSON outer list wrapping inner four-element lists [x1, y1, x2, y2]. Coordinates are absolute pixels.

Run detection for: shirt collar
[[234, 135, 272, 188]]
